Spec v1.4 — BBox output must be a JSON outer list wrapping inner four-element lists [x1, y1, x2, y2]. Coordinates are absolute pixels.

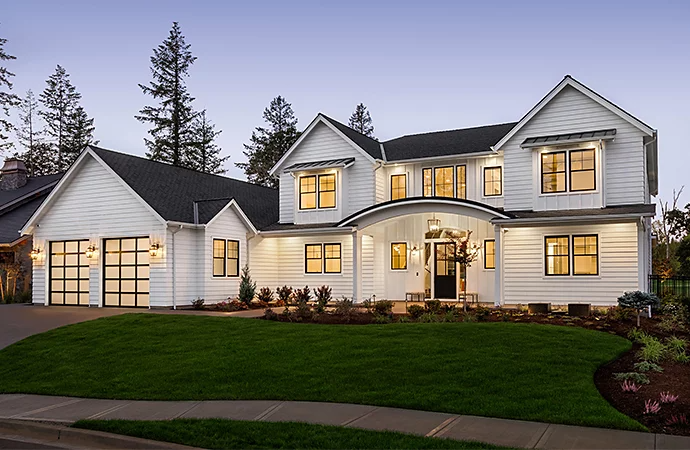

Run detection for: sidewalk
[[1, 394, 688, 449]]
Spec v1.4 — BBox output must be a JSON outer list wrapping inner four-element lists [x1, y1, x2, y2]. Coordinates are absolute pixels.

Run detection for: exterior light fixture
[[85, 245, 97, 259], [149, 243, 160, 257], [29, 248, 41, 261], [411, 246, 420, 257], [427, 217, 441, 233]]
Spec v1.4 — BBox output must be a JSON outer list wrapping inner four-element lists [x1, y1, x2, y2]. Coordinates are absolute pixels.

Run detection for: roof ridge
[[383, 121, 519, 142], [318, 113, 380, 145]]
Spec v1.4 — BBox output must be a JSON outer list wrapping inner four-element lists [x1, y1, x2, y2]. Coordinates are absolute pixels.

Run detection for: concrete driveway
[[0, 304, 129, 350]]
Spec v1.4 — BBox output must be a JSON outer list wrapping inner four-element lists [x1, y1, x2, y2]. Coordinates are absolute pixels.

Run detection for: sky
[[3, 0, 689, 207]]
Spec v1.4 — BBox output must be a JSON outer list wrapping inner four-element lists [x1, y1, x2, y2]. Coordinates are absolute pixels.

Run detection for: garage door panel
[[49, 240, 89, 306], [103, 237, 150, 308]]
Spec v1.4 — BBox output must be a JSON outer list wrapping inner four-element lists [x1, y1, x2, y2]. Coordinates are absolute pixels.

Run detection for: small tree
[[445, 230, 481, 312], [238, 265, 256, 306], [618, 291, 660, 327], [313, 285, 332, 313]]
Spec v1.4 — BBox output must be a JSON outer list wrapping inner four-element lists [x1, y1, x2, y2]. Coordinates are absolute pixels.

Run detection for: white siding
[[279, 172, 294, 224], [503, 86, 648, 211], [503, 221, 639, 306], [375, 167, 386, 204], [166, 227, 202, 307], [248, 236, 279, 289]]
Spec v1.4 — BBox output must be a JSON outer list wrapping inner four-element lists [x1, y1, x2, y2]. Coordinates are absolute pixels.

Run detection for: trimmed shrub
[[238, 265, 256, 306], [613, 372, 650, 384], [294, 286, 312, 304], [257, 287, 273, 304], [263, 308, 278, 321], [373, 300, 394, 316], [633, 361, 663, 373], [313, 285, 332, 313], [276, 286, 293, 305], [191, 297, 205, 310], [424, 299, 442, 313], [618, 291, 660, 327], [407, 304, 425, 319]]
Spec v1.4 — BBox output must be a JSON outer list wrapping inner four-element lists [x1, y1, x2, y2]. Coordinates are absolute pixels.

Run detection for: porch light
[[85, 245, 97, 259], [29, 248, 41, 261], [411, 246, 420, 257], [427, 217, 441, 233], [149, 243, 160, 257]]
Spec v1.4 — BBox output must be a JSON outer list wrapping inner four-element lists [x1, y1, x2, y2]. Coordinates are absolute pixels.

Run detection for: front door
[[434, 242, 456, 299]]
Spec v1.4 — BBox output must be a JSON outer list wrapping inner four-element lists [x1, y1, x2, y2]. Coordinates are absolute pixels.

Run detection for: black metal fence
[[649, 275, 690, 298]]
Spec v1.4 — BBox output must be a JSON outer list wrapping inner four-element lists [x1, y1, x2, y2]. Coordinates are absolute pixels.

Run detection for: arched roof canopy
[[336, 197, 511, 229]]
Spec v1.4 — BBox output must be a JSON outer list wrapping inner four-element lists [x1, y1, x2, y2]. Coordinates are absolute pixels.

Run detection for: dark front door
[[434, 242, 456, 299]]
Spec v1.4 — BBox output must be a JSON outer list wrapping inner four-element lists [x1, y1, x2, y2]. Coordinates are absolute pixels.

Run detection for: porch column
[[352, 228, 363, 302], [494, 225, 503, 307]]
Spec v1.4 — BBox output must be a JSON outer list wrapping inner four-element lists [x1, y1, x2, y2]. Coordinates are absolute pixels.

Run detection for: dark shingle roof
[[0, 196, 45, 244], [319, 114, 382, 160], [284, 158, 354, 173], [91, 147, 279, 229], [382, 122, 518, 161], [522, 128, 616, 147], [0, 173, 62, 210]]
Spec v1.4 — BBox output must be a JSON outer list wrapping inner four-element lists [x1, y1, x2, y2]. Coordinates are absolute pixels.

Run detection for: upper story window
[[570, 149, 596, 191], [318, 174, 336, 208], [541, 152, 566, 193], [391, 174, 407, 200], [423, 168, 433, 197], [483, 166, 502, 197], [540, 149, 596, 194], [434, 167, 454, 197], [456, 165, 466, 199], [299, 176, 317, 210], [422, 165, 467, 198], [300, 173, 336, 210]]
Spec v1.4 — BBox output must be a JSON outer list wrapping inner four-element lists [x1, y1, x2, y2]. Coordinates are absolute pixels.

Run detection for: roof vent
[[0, 158, 28, 191]]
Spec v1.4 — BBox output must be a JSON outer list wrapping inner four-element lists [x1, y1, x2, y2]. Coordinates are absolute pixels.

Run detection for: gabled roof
[[318, 114, 382, 160], [0, 196, 46, 245], [0, 173, 62, 212]]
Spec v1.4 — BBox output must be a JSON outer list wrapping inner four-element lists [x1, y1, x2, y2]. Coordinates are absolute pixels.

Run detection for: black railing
[[649, 275, 690, 298]]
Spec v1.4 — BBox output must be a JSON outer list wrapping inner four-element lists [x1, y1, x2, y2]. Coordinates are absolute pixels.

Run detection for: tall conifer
[[348, 103, 374, 138]]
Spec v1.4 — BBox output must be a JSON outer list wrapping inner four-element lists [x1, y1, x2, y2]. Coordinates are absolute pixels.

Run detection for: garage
[[49, 240, 90, 306], [103, 237, 150, 308]]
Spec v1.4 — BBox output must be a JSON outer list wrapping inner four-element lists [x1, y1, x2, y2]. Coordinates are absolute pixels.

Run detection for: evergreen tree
[[237, 96, 301, 188], [39, 65, 95, 171], [23, 142, 55, 176], [188, 110, 227, 174], [348, 103, 374, 138], [136, 22, 197, 168], [15, 90, 44, 175], [0, 33, 19, 153]]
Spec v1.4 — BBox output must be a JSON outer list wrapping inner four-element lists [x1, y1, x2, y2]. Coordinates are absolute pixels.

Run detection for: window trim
[[317, 173, 337, 209], [212, 238, 226, 277], [226, 239, 240, 278], [483, 166, 503, 197], [484, 239, 495, 270], [569, 148, 597, 192], [305, 243, 323, 274], [456, 165, 466, 199], [323, 243, 342, 274], [544, 235, 570, 277], [390, 173, 407, 201], [540, 151, 567, 194], [572, 234, 599, 276], [390, 242, 408, 270]]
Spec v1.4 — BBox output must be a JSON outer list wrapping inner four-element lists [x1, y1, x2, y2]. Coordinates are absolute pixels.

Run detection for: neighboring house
[[0, 159, 62, 298], [22, 75, 657, 308]]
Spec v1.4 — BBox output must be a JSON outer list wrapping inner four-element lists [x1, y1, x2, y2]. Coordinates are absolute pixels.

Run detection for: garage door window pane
[[121, 239, 136, 251], [121, 266, 136, 279], [137, 251, 149, 265], [137, 266, 149, 279], [137, 294, 150, 307], [121, 252, 136, 265], [105, 253, 119, 265], [121, 294, 136, 307], [137, 238, 149, 251]]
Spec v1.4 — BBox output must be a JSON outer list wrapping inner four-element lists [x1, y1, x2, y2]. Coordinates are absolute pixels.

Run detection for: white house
[[21, 75, 657, 308]]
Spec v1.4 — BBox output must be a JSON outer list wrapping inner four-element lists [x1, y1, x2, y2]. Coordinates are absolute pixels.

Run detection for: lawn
[[74, 419, 512, 449], [0, 314, 640, 430]]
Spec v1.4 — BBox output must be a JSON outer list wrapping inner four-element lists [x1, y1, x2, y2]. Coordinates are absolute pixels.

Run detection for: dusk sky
[[3, 0, 689, 207]]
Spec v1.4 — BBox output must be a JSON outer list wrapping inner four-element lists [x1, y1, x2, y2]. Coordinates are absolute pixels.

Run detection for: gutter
[[259, 226, 356, 237], [385, 151, 495, 165], [492, 212, 655, 226]]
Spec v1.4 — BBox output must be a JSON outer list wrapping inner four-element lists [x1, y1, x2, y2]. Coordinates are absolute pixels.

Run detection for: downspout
[[170, 224, 183, 310]]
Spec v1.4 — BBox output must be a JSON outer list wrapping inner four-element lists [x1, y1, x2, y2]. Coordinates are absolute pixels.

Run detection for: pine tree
[[136, 22, 197, 168], [187, 110, 227, 174], [39, 65, 95, 171], [236, 96, 301, 188], [348, 103, 374, 138], [23, 142, 55, 176], [15, 90, 44, 175], [0, 33, 19, 153]]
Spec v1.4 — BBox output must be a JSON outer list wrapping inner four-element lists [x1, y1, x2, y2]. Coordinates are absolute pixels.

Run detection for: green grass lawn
[[0, 314, 639, 430], [74, 419, 512, 449]]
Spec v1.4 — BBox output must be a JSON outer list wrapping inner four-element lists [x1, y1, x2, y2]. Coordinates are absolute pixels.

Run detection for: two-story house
[[22, 75, 657, 308]]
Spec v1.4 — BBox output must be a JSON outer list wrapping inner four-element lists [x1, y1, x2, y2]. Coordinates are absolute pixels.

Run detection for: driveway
[[0, 304, 129, 350]]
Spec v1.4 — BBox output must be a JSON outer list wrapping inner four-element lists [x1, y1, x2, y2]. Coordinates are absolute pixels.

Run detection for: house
[[22, 75, 657, 308], [0, 159, 61, 299]]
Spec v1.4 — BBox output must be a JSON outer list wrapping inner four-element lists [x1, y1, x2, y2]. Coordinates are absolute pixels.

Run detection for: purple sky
[[3, 0, 689, 207]]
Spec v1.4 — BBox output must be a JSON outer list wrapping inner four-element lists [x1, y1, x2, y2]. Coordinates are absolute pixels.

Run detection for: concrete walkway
[[0, 395, 688, 449]]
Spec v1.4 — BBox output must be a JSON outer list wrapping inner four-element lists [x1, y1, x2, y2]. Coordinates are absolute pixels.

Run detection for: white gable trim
[[269, 114, 377, 176], [21, 147, 166, 235], [205, 199, 258, 235], [493, 76, 655, 152]]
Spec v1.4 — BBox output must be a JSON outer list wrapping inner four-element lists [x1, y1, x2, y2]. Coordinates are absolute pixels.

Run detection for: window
[[227, 240, 239, 277], [484, 166, 502, 197], [299, 175, 317, 210], [305, 244, 323, 273], [324, 244, 341, 273], [422, 168, 433, 197], [318, 174, 336, 208], [391, 174, 407, 200], [541, 152, 566, 193], [434, 166, 454, 198], [213, 239, 226, 277], [545, 236, 569, 276], [456, 165, 466, 199], [391, 242, 407, 270], [573, 235, 598, 275], [570, 149, 596, 191], [484, 239, 495, 269]]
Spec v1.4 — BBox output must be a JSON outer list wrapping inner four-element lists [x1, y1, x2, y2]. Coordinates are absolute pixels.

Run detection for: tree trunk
[[637, 311, 641, 327]]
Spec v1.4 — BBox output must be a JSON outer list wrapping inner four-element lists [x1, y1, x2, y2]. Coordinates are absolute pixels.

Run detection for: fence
[[648, 275, 690, 298]]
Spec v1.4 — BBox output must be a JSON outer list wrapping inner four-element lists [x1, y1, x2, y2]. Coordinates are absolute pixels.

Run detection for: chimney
[[0, 158, 28, 191]]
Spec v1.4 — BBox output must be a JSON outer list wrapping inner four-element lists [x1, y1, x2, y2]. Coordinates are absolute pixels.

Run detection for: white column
[[494, 225, 503, 307], [352, 228, 362, 302]]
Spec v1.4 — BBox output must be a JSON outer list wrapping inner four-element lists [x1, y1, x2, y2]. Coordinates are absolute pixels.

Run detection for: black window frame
[[102, 237, 150, 308], [569, 149, 596, 192], [317, 173, 336, 209], [212, 238, 226, 277], [456, 165, 466, 199], [484, 239, 495, 270], [49, 239, 90, 306], [226, 239, 240, 278], [299, 175, 317, 210], [323, 243, 342, 274], [305, 244, 323, 274], [544, 235, 570, 276], [390, 173, 407, 201], [541, 151, 567, 194], [434, 166, 455, 198], [422, 168, 433, 197], [391, 242, 408, 270], [572, 234, 599, 276], [483, 166, 503, 197]]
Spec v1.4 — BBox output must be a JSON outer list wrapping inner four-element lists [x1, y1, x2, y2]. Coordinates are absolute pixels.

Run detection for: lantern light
[[85, 245, 97, 259], [427, 217, 441, 233], [29, 248, 41, 261], [149, 243, 160, 257]]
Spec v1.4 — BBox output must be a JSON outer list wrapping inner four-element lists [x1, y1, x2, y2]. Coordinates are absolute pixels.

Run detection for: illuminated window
[[213, 239, 226, 277], [391, 242, 407, 270], [391, 174, 407, 200], [570, 149, 596, 191], [324, 244, 341, 273], [227, 240, 239, 277], [299, 176, 317, 210], [573, 235, 598, 275], [305, 244, 322, 273], [434, 166, 454, 198], [422, 168, 433, 197], [318, 174, 336, 208], [483, 166, 502, 197], [545, 236, 569, 276], [484, 239, 495, 269], [456, 165, 466, 199], [541, 152, 566, 193]]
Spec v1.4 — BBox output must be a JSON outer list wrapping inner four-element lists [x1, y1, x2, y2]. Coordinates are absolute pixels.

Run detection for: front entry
[[434, 242, 456, 299]]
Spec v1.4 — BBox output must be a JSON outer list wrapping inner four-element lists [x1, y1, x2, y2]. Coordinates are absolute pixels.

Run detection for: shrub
[[644, 399, 661, 415], [627, 328, 650, 344], [417, 312, 439, 323], [424, 299, 442, 313], [373, 300, 394, 316], [606, 306, 637, 322], [633, 361, 663, 373], [462, 312, 478, 323], [313, 285, 332, 313], [293, 286, 312, 304], [659, 392, 679, 404], [441, 303, 458, 314], [660, 295, 690, 326], [397, 315, 410, 323], [191, 297, 205, 310], [257, 287, 273, 304], [638, 339, 667, 363], [621, 380, 640, 393], [276, 286, 293, 305], [361, 298, 372, 312], [618, 291, 660, 327], [442, 311, 458, 322], [407, 304, 425, 319], [474, 305, 491, 321], [334, 297, 355, 316], [613, 372, 650, 384], [675, 352, 690, 364], [293, 300, 313, 321], [215, 299, 247, 312], [263, 308, 278, 321], [373, 313, 392, 324], [665, 336, 687, 354], [666, 414, 688, 427], [238, 265, 257, 306]]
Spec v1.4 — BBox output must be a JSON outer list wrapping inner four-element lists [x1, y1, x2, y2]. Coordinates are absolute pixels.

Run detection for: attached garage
[[49, 240, 89, 306], [103, 237, 150, 308]]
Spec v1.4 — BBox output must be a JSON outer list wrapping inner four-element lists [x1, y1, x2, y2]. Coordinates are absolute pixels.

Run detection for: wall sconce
[[427, 217, 441, 232], [85, 245, 97, 259], [29, 248, 41, 261], [149, 243, 160, 257], [411, 246, 420, 257]]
